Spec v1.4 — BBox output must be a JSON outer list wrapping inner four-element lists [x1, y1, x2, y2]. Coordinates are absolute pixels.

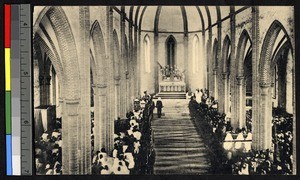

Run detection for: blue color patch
[[6, 135, 12, 175]]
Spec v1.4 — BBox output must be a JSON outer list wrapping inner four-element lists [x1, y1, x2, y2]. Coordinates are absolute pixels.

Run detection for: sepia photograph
[[32, 5, 295, 175]]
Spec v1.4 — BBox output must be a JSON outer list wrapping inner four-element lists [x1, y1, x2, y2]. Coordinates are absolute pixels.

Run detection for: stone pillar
[[217, 21, 222, 101], [63, 99, 80, 174], [137, 29, 141, 95], [220, 72, 228, 113], [126, 70, 130, 112], [94, 84, 108, 151], [120, 10, 126, 117], [251, 6, 260, 150], [236, 76, 245, 129], [259, 84, 273, 150], [106, 6, 115, 153], [184, 35, 189, 91], [202, 32, 207, 88], [78, 6, 91, 174], [128, 23, 134, 109], [229, 7, 237, 130], [154, 35, 159, 94], [133, 25, 138, 97], [213, 69, 218, 99], [208, 27, 213, 96]]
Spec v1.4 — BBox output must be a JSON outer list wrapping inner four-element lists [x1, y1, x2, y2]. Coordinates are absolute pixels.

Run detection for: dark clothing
[[157, 108, 162, 118], [156, 100, 163, 118]]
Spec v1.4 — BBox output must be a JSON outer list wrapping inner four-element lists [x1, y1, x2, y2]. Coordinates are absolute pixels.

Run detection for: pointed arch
[[90, 20, 107, 85], [222, 35, 231, 73], [33, 33, 63, 82], [236, 29, 252, 77], [45, 6, 80, 100], [256, 20, 294, 151], [259, 20, 293, 85]]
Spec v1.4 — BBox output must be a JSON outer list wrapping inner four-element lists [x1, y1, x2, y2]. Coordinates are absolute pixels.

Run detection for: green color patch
[[5, 92, 11, 134]]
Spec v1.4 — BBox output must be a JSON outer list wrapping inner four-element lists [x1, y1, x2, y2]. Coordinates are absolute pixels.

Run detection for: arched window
[[166, 35, 176, 69], [192, 35, 199, 73], [144, 35, 151, 73]]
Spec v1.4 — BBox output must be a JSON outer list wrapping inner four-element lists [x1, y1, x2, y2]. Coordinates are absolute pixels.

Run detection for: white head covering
[[158, 97, 162, 101]]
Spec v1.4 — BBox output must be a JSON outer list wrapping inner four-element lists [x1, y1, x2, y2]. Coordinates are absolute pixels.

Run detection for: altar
[[159, 66, 186, 92]]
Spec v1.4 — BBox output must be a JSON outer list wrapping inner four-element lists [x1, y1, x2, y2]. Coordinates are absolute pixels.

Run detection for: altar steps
[[153, 92, 186, 99], [152, 99, 190, 117]]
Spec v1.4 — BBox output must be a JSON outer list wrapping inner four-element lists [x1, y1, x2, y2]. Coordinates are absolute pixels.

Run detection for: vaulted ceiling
[[118, 6, 243, 33]]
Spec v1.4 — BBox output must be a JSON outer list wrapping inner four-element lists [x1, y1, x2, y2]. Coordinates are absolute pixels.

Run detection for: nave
[[152, 101, 210, 174], [32, 5, 295, 175]]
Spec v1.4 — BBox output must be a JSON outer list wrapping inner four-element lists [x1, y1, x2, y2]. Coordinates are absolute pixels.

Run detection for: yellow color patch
[[5, 48, 11, 91]]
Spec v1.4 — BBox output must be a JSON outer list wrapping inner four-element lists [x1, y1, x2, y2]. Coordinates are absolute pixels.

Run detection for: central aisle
[[152, 103, 211, 174]]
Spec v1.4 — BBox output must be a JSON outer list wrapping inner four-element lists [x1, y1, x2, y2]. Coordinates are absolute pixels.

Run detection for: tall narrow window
[[193, 35, 199, 73], [144, 35, 151, 73], [166, 35, 176, 69]]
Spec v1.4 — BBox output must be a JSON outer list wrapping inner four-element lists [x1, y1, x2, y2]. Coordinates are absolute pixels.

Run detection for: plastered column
[[120, 10, 126, 117], [78, 6, 91, 174], [236, 76, 246, 129], [106, 7, 115, 153], [229, 7, 238, 129], [259, 84, 273, 150]]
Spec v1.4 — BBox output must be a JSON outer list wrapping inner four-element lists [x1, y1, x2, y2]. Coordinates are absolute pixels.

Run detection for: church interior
[[32, 6, 295, 175]]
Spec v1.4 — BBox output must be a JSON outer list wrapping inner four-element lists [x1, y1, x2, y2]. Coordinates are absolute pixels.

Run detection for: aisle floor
[[152, 114, 211, 174]]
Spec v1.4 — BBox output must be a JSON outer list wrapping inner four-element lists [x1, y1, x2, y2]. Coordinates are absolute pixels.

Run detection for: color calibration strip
[[11, 4, 21, 176], [5, 4, 12, 176], [5, 4, 32, 175]]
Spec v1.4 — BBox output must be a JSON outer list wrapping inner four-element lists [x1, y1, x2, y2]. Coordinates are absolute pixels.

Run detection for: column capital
[[114, 76, 121, 81], [259, 82, 271, 88], [213, 69, 218, 75], [65, 98, 80, 104], [58, 97, 64, 103], [259, 83, 271, 96], [236, 76, 244, 85], [222, 72, 228, 79], [97, 84, 107, 88]]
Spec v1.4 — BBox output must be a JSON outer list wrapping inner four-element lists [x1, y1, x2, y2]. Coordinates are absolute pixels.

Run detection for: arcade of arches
[[33, 6, 295, 174]]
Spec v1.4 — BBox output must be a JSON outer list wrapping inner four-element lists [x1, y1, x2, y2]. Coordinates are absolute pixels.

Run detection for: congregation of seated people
[[35, 118, 62, 175], [188, 88, 293, 175], [91, 97, 155, 175]]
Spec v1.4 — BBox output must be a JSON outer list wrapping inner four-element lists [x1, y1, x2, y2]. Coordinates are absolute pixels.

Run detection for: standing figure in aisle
[[194, 88, 201, 103], [156, 97, 163, 118]]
